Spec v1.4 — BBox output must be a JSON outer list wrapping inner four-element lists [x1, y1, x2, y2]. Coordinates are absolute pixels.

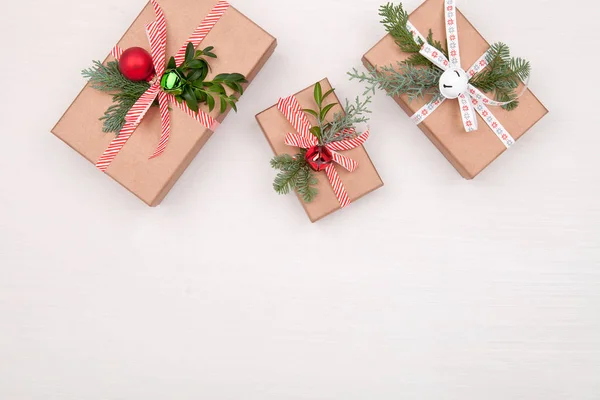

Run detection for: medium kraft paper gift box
[[362, 0, 548, 179], [256, 79, 384, 223], [52, 0, 277, 206]]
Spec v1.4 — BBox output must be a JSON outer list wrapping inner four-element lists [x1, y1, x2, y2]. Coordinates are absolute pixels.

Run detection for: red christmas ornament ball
[[305, 145, 333, 172], [119, 47, 155, 82]]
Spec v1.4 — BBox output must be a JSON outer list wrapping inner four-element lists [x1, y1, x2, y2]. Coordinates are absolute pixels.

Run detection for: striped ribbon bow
[[277, 95, 370, 208], [96, 0, 229, 172], [408, 0, 517, 149]]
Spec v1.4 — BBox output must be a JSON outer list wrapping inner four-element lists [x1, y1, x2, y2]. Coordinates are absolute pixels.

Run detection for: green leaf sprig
[[302, 82, 338, 144], [270, 150, 319, 203], [161, 42, 247, 114]]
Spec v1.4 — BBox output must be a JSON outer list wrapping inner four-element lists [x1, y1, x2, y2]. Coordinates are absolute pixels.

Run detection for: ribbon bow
[[407, 0, 518, 148], [277, 95, 370, 208], [96, 0, 229, 172]]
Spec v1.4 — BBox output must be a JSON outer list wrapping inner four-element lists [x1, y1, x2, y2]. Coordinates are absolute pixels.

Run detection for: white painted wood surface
[[0, 0, 598, 398]]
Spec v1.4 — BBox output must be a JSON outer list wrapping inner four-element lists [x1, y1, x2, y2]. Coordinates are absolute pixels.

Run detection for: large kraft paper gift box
[[256, 79, 384, 222], [362, 0, 548, 179], [52, 0, 276, 206]]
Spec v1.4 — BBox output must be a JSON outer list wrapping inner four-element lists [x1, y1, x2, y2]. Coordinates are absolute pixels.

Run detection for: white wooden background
[[0, 0, 599, 399]]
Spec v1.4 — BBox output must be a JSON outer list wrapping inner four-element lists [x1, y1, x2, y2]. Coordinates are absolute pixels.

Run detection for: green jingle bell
[[160, 70, 184, 95]]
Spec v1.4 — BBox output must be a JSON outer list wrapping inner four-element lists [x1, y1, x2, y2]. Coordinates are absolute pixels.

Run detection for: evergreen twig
[[82, 61, 150, 134], [379, 3, 447, 67], [271, 151, 318, 203], [469, 42, 531, 111], [348, 63, 442, 101], [322, 96, 372, 144]]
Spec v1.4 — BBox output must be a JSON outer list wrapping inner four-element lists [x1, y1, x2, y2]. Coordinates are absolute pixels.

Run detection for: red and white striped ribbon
[[111, 46, 124, 60], [277, 94, 369, 208], [407, 0, 517, 148], [96, 0, 228, 172], [173, 0, 229, 67]]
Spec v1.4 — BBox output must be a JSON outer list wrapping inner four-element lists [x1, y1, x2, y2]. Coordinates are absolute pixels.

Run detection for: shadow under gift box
[[256, 78, 384, 223], [362, 0, 548, 180], [52, 0, 277, 206]]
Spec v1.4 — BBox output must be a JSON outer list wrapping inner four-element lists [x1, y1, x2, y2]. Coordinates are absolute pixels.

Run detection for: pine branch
[[380, 3, 421, 53], [379, 3, 447, 68], [349, 63, 441, 102], [295, 165, 319, 203], [468, 42, 531, 111], [82, 61, 150, 133], [271, 151, 318, 203], [322, 96, 372, 144], [82, 61, 150, 97], [99, 96, 139, 134]]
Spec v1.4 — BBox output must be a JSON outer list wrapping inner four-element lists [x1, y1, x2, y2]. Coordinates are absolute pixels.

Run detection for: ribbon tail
[[472, 96, 515, 148], [406, 20, 450, 71], [458, 92, 477, 132], [326, 130, 370, 152], [149, 91, 171, 159], [168, 94, 219, 131], [330, 151, 358, 172], [467, 50, 491, 78], [277, 96, 315, 142], [325, 164, 350, 208], [284, 133, 314, 149], [96, 84, 161, 172], [111, 46, 124, 61], [406, 21, 427, 45], [419, 43, 450, 71], [410, 97, 446, 125]]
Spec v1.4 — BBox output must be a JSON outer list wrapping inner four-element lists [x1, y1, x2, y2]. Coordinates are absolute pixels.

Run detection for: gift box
[[52, 0, 276, 206], [256, 79, 384, 222], [362, 0, 548, 179]]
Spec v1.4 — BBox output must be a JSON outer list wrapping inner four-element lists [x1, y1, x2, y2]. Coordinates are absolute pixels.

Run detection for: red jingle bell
[[305, 145, 333, 172], [119, 47, 155, 82]]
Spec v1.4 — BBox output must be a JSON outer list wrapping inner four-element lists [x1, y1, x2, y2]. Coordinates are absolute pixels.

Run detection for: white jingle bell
[[439, 68, 469, 99]]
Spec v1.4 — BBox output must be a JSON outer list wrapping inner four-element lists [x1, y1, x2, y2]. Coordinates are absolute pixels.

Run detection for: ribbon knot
[[277, 95, 369, 208], [406, 0, 523, 149], [96, 0, 229, 172]]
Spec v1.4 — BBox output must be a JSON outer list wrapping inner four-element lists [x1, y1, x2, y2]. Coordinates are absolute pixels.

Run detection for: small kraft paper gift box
[[361, 0, 548, 179], [256, 79, 384, 222], [52, 0, 276, 206]]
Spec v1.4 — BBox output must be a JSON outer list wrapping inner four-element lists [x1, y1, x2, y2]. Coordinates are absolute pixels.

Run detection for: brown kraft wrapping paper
[[256, 79, 384, 223], [52, 0, 277, 206], [362, 0, 548, 179]]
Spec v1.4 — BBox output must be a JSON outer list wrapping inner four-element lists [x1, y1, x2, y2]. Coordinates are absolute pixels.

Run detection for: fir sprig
[[82, 61, 150, 133], [469, 42, 531, 111], [379, 3, 447, 67], [324, 96, 372, 144], [348, 63, 442, 102], [271, 150, 319, 203]]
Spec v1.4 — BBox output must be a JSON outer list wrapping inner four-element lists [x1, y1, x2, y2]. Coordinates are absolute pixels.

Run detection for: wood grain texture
[[0, 0, 598, 399]]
